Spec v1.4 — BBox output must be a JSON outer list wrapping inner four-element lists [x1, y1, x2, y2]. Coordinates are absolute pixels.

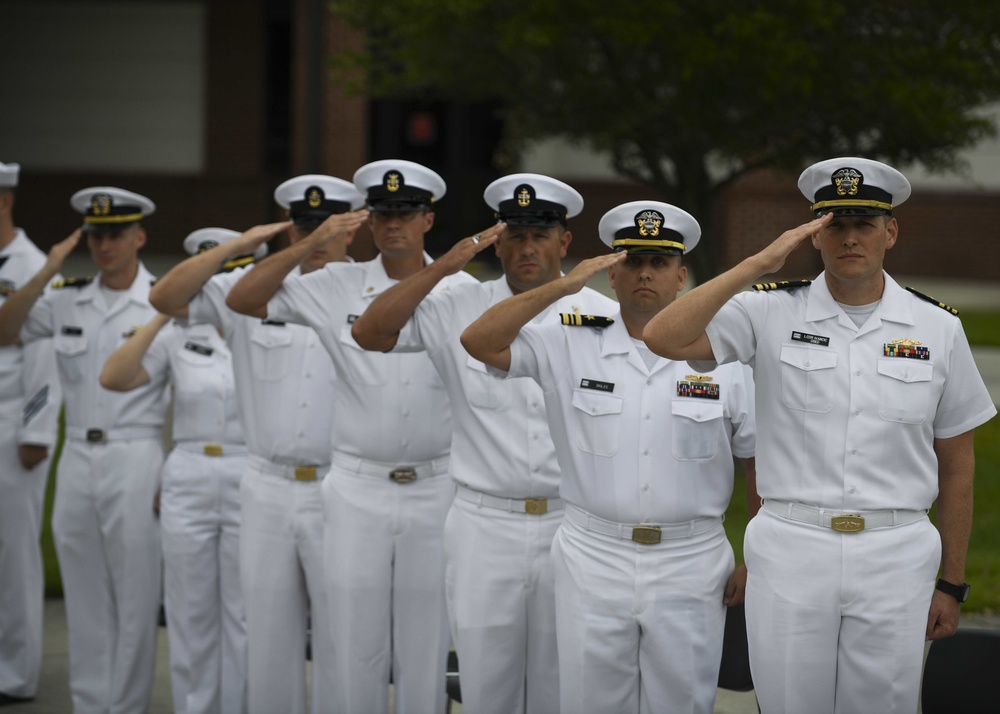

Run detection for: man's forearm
[[643, 256, 762, 359], [150, 249, 237, 317], [100, 314, 170, 391], [225, 240, 312, 316], [461, 276, 570, 369], [934, 432, 975, 585], [352, 261, 450, 351], [0, 266, 56, 345]]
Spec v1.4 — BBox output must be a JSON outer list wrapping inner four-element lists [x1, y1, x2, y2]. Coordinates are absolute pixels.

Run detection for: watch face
[[959, 584, 971, 603]]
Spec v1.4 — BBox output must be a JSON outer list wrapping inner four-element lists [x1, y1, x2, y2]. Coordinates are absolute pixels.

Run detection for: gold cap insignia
[[307, 187, 324, 208], [92, 194, 112, 216], [386, 172, 401, 193], [832, 168, 862, 197], [636, 210, 662, 237], [517, 186, 531, 207]]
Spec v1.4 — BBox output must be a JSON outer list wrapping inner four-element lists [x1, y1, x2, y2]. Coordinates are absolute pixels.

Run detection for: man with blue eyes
[[461, 201, 756, 714], [352, 174, 617, 714], [642, 158, 997, 713]]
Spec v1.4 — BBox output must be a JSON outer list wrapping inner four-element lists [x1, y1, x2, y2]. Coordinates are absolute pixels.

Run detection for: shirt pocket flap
[[250, 327, 294, 350], [54, 333, 87, 356], [176, 347, 214, 366], [571, 389, 623, 417], [877, 359, 933, 384], [466, 354, 489, 374], [671, 400, 724, 423], [779, 343, 838, 372]]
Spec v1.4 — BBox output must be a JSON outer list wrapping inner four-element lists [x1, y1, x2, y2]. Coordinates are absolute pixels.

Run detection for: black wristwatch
[[935, 578, 971, 603]]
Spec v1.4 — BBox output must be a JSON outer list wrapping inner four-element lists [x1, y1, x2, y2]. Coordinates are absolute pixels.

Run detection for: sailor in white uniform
[[642, 158, 997, 713], [148, 176, 365, 714], [0, 161, 62, 705], [100, 227, 264, 714], [462, 201, 757, 714], [0, 187, 169, 713], [351, 174, 618, 714]]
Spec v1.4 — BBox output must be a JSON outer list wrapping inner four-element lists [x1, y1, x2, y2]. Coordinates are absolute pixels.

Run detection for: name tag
[[791, 331, 830, 347], [61, 326, 84, 336], [580, 378, 614, 393], [262, 319, 286, 327], [184, 341, 214, 356]]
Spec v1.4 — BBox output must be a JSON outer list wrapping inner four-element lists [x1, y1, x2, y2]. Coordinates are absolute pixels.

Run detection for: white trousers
[[444, 495, 561, 714], [744, 509, 941, 714], [160, 447, 247, 714], [323, 458, 454, 714], [552, 513, 732, 714], [0, 421, 50, 699], [52, 437, 164, 714], [239, 462, 332, 714]]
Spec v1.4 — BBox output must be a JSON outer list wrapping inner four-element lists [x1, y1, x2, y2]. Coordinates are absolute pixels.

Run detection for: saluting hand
[[308, 209, 371, 246], [435, 223, 505, 276], [751, 213, 833, 277], [234, 221, 294, 254], [44, 228, 82, 275], [560, 251, 628, 295]]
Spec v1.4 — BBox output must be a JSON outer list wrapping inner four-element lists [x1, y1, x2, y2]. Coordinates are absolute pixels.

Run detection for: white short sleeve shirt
[[188, 266, 335, 465], [704, 272, 996, 511], [267, 253, 475, 464], [0, 229, 61, 447], [394, 277, 619, 497], [142, 321, 243, 445], [21, 263, 169, 432], [506, 314, 756, 524]]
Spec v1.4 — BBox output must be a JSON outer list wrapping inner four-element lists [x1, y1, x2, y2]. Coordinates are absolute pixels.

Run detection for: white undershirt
[[836, 300, 880, 328], [631, 336, 661, 370]]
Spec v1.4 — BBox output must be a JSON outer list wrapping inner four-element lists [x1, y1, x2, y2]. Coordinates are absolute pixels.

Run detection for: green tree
[[331, 0, 1000, 278]]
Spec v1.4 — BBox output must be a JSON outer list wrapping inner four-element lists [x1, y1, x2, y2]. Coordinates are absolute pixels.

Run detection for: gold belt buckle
[[631, 526, 662, 545], [524, 498, 548, 515], [294, 466, 317, 482], [390, 467, 417, 484], [204, 444, 223, 457], [831, 514, 865, 533]]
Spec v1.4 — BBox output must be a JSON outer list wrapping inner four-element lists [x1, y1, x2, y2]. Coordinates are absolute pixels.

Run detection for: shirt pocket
[[249, 325, 295, 382], [779, 343, 838, 413], [877, 358, 933, 425], [671, 400, 724, 461], [571, 388, 623, 457], [54, 333, 88, 383], [337, 324, 388, 386], [465, 354, 508, 410]]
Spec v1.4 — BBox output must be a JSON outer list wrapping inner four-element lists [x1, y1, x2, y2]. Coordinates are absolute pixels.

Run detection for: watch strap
[[935, 578, 970, 603]]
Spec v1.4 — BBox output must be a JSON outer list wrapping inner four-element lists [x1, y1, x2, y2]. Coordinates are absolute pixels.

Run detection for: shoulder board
[[559, 313, 614, 328], [220, 255, 257, 273], [752, 279, 812, 292], [905, 287, 959, 316], [52, 276, 93, 289]]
